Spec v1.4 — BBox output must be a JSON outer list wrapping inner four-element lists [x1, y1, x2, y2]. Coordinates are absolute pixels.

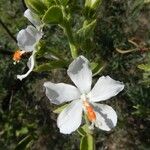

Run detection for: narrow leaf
[[15, 135, 33, 150]]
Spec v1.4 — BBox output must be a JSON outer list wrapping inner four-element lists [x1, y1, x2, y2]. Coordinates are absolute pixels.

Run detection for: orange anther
[[13, 50, 24, 62], [83, 101, 96, 122]]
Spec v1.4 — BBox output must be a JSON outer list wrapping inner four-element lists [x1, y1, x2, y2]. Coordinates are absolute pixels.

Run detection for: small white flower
[[15, 9, 43, 80], [44, 56, 124, 134], [24, 9, 42, 29], [17, 25, 43, 52], [16, 25, 43, 80]]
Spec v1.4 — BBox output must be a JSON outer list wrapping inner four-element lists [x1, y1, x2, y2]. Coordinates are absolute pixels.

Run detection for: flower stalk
[[84, 114, 96, 150]]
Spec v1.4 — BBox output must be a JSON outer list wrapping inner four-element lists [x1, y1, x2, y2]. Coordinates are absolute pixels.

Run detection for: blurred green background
[[0, 0, 150, 149]]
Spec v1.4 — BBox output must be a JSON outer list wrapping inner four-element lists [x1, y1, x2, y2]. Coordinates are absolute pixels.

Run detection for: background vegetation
[[0, 0, 150, 149]]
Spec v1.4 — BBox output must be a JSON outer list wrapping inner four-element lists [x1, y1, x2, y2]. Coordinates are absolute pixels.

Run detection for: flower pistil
[[83, 100, 96, 122], [13, 50, 25, 64]]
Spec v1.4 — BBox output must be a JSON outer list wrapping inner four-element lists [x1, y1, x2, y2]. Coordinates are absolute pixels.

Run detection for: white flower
[[16, 25, 43, 80], [44, 56, 124, 134], [24, 9, 42, 29], [16, 8, 43, 80], [17, 25, 43, 52]]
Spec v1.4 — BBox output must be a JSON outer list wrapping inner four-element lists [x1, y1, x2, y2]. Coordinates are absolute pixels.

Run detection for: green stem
[[88, 133, 95, 150], [63, 20, 78, 58], [84, 114, 96, 150], [61, 7, 78, 59]]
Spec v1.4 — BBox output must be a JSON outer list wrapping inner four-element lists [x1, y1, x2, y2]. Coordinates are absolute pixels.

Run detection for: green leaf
[[131, 0, 144, 18], [138, 64, 150, 72], [53, 103, 69, 114], [42, 6, 63, 24], [25, 0, 47, 15], [77, 20, 96, 41], [15, 135, 33, 150], [80, 134, 94, 150], [34, 60, 68, 72]]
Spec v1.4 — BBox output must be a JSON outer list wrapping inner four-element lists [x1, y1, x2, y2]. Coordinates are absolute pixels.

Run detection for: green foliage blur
[[0, 0, 150, 149]]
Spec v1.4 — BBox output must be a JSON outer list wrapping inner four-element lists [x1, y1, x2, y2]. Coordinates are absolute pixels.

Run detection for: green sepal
[[34, 60, 68, 72], [25, 0, 47, 15], [78, 124, 93, 136], [78, 125, 87, 137], [53, 103, 69, 114], [42, 5, 63, 24]]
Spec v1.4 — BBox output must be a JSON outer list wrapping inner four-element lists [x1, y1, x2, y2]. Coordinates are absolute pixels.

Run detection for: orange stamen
[[83, 101, 96, 122], [13, 50, 24, 62]]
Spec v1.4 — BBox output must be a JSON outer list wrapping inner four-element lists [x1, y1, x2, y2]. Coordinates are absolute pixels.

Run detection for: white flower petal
[[17, 51, 35, 80], [17, 25, 43, 52], [89, 76, 124, 102], [43, 82, 81, 105], [92, 103, 117, 131], [67, 56, 92, 94], [24, 9, 42, 29], [57, 100, 83, 134]]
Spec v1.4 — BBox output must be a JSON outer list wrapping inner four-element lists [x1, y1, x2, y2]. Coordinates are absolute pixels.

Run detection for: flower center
[[83, 100, 96, 122], [13, 50, 25, 63]]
